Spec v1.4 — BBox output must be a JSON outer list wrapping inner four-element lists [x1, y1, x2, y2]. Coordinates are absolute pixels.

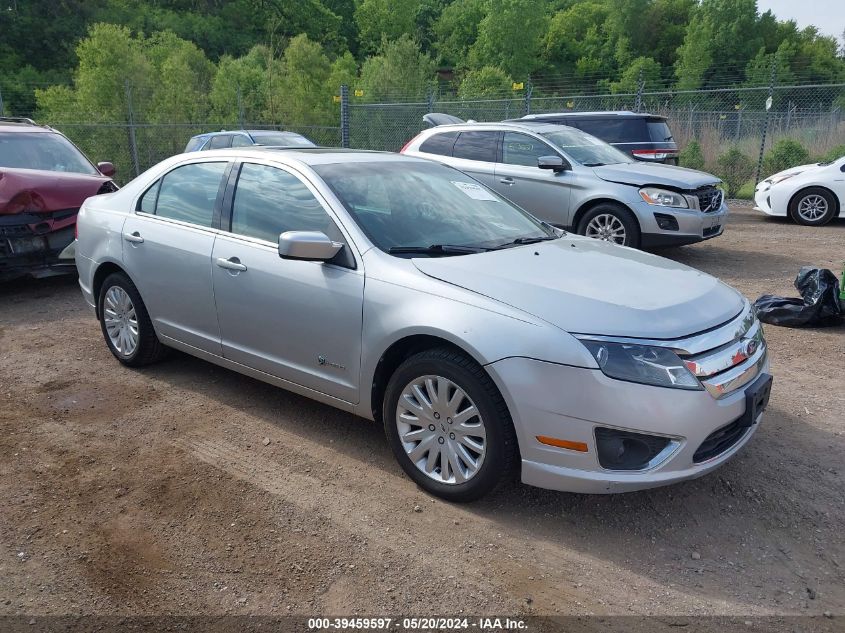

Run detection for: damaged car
[[0, 117, 118, 281]]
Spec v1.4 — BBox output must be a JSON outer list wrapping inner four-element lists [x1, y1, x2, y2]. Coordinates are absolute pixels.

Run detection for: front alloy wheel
[[396, 375, 487, 484], [584, 213, 627, 244], [789, 188, 836, 226], [383, 347, 516, 501]]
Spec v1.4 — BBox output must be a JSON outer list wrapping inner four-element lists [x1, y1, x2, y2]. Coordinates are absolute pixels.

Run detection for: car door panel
[[211, 162, 364, 403], [494, 132, 573, 226], [121, 161, 229, 355]]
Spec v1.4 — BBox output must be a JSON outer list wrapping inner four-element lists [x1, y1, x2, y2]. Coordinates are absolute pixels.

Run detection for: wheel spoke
[[407, 434, 436, 463], [452, 405, 478, 425]]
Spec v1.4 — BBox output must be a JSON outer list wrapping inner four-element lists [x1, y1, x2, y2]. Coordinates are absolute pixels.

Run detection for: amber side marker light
[[536, 436, 589, 452]]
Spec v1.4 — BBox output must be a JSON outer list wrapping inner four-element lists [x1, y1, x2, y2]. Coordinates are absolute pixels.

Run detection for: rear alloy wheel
[[789, 188, 837, 226], [383, 348, 516, 502], [577, 204, 640, 247], [98, 272, 168, 367]]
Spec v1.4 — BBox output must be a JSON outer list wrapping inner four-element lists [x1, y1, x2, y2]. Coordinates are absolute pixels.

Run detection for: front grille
[[0, 225, 32, 237], [693, 186, 724, 213], [693, 417, 748, 462]]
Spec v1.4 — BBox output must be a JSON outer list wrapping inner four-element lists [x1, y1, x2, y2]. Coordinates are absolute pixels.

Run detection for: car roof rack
[[0, 116, 42, 126]]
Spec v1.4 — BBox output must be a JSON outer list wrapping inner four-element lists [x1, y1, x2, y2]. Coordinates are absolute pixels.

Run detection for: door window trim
[[219, 159, 360, 270], [133, 159, 234, 233]]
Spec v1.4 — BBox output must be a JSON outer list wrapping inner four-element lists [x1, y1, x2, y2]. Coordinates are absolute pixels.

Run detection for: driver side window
[[502, 132, 557, 167], [230, 163, 343, 243]]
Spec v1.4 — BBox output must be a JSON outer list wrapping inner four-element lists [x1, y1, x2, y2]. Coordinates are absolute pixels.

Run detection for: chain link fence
[[346, 83, 845, 160]]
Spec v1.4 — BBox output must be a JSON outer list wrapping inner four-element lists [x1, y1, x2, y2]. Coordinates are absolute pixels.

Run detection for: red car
[[0, 117, 118, 281]]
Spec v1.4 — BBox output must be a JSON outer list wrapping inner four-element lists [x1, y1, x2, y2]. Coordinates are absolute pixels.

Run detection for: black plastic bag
[[754, 267, 843, 327]]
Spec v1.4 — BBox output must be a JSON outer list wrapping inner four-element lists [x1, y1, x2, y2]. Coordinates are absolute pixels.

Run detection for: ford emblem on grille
[[742, 338, 758, 357]]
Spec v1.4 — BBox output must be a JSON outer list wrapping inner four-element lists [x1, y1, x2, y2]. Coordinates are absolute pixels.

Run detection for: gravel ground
[[1, 206, 843, 619]]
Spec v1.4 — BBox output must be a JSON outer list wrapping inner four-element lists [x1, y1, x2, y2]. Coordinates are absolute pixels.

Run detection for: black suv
[[510, 111, 678, 165]]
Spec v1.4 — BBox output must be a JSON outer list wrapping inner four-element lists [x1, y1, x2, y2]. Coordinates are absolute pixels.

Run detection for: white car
[[754, 155, 845, 226]]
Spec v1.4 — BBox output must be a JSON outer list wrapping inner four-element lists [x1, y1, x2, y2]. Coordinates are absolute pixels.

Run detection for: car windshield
[[539, 127, 633, 166], [0, 131, 99, 175], [250, 132, 315, 147], [314, 161, 555, 255]]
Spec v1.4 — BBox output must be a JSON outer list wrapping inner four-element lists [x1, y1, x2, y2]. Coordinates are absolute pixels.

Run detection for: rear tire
[[383, 347, 517, 502], [788, 188, 837, 226], [98, 272, 168, 367], [577, 203, 641, 247]]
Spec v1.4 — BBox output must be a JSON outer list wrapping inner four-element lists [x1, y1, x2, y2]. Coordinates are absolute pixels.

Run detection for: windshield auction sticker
[[451, 181, 499, 201]]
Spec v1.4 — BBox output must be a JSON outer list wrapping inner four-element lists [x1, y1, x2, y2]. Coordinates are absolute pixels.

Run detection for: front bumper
[[632, 200, 728, 247], [753, 183, 784, 216], [487, 353, 769, 494], [0, 223, 76, 281]]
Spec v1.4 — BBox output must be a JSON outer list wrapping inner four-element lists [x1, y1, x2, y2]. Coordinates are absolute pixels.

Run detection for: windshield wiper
[[387, 244, 487, 256], [491, 235, 557, 249], [582, 162, 605, 167]]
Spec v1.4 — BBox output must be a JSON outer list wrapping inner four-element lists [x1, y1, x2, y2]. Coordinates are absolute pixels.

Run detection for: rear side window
[[419, 131, 459, 156], [502, 132, 557, 167], [138, 181, 159, 214], [452, 131, 499, 162], [154, 162, 227, 227], [184, 137, 205, 152], [230, 134, 253, 147], [207, 134, 233, 150], [647, 120, 674, 142], [574, 118, 647, 143]]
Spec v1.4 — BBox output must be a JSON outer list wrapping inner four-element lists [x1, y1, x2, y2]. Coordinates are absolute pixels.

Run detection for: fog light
[[594, 427, 672, 470], [654, 213, 679, 231]]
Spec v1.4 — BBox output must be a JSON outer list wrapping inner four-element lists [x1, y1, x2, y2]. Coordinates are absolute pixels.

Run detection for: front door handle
[[123, 231, 144, 244], [499, 177, 515, 185], [216, 257, 247, 272]]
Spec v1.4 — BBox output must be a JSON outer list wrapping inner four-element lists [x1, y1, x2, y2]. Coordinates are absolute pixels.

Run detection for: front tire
[[98, 272, 168, 367], [577, 203, 641, 247], [788, 188, 837, 226], [383, 347, 517, 502]]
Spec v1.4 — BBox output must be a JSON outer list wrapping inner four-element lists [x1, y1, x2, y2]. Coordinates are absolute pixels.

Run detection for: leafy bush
[[679, 140, 705, 171], [715, 147, 754, 198], [816, 144, 845, 163], [763, 138, 810, 175]]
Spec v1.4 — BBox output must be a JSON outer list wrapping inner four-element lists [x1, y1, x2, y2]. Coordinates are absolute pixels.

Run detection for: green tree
[[674, 13, 713, 89], [457, 66, 514, 98], [715, 147, 754, 197], [679, 140, 705, 170], [469, 0, 548, 77], [433, 0, 486, 68], [274, 34, 333, 126], [210, 46, 272, 123], [358, 35, 435, 101], [763, 138, 810, 175], [609, 57, 662, 93], [145, 31, 215, 123], [355, 0, 419, 55]]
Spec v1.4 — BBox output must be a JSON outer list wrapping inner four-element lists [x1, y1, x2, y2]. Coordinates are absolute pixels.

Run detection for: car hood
[[593, 162, 720, 189], [763, 162, 819, 184], [412, 238, 744, 339], [0, 168, 113, 215]]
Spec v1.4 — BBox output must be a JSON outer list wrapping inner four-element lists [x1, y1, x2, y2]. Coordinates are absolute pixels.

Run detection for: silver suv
[[402, 119, 727, 248]]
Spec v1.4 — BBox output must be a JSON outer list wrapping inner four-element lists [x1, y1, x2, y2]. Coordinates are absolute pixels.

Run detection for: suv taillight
[[400, 134, 422, 153], [632, 149, 678, 161]]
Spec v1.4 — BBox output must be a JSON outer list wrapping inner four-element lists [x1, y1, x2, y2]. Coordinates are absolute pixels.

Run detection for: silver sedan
[[75, 148, 771, 501]]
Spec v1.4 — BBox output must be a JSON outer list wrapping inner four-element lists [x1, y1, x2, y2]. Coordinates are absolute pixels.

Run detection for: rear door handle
[[216, 257, 247, 272], [499, 177, 515, 185], [123, 231, 144, 244]]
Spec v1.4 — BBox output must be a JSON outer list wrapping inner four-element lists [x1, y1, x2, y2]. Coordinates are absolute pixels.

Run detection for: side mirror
[[97, 161, 116, 177], [278, 231, 343, 262], [538, 155, 567, 172]]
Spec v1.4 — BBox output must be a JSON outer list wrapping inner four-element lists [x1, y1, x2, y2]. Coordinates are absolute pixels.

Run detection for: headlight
[[768, 172, 797, 185], [639, 187, 689, 208], [579, 339, 702, 390]]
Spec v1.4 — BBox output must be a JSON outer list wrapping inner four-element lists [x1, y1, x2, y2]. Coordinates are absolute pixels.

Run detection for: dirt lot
[[1, 206, 843, 620]]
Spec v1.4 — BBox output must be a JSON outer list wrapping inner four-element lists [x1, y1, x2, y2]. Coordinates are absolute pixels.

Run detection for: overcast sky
[[756, 0, 845, 44]]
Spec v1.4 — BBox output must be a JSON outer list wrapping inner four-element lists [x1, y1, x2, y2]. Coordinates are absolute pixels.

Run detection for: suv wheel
[[578, 204, 640, 247], [383, 347, 516, 502], [98, 272, 168, 367], [789, 188, 837, 226]]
